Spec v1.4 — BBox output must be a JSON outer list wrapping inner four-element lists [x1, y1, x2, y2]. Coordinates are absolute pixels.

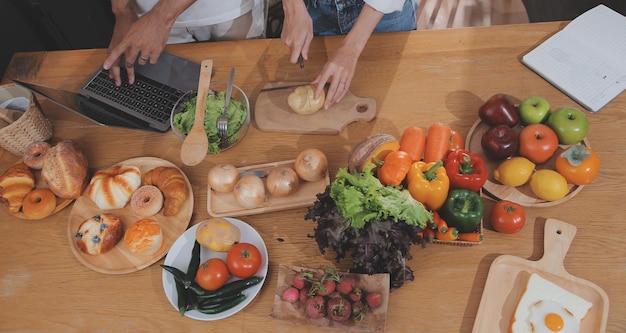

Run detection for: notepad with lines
[[521, 4, 626, 112]]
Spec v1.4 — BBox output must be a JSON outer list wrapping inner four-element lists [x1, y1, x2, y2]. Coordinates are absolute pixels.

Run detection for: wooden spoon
[[180, 59, 213, 166]]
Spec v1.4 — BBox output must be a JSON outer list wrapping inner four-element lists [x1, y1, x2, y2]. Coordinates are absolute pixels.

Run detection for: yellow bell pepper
[[407, 160, 450, 211]]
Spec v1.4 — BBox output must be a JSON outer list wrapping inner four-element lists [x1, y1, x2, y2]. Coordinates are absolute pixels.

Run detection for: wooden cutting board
[[254, 82, 377, 134], [472, 218, 609, 332]]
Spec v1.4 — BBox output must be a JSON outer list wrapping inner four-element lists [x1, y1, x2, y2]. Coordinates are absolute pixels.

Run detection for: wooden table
[[1, 21, 625, 332]]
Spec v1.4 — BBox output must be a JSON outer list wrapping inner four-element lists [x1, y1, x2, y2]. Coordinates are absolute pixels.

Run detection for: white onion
[[233, 174, 267, 208], [266, 166, 299, 197], [294, 148, 328, 182], [208, 164, 240, 193]]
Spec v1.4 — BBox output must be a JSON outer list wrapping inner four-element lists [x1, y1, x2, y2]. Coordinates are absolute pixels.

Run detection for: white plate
[[161, 218, 268, 320]]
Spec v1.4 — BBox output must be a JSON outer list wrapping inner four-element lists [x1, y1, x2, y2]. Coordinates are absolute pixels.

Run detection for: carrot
[[436, 227, 459, 241], [431, 211, 448, 233], [399, 126, 426, 162], [423, 123, 452, 163], [423, 227, 436, 242], [458, 232, 483, 242]]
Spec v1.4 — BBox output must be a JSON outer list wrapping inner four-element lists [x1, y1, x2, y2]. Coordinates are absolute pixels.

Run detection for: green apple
[[546, 106, 589, 145], [519, 96, 551, 124]]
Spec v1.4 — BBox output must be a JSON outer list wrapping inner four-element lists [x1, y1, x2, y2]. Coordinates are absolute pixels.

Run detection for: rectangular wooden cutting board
[[472, 218, 609, 332], [254, 82, 377, 134]]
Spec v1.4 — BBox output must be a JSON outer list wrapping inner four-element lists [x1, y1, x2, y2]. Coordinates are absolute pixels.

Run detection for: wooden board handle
[[537, 218, 577, 276]]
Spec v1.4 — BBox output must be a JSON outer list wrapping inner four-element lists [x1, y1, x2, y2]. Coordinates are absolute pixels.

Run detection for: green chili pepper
[[185, 241, 202, 288], [196, 294, 247, 314], [439, 188, 483, 233]]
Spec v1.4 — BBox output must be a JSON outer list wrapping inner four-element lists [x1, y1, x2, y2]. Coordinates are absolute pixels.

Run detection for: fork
[[217, 67, 235, 141]]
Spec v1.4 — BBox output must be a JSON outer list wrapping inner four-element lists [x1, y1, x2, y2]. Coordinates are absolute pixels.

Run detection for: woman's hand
[[281, 0, 313, 65]]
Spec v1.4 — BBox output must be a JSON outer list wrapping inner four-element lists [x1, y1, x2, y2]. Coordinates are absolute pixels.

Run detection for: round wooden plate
[[466, 120, 587, 207], [67, 157, 194, 274]]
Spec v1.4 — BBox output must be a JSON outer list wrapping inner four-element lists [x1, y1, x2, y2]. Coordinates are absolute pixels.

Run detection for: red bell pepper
[[443, 149, 487, 192]]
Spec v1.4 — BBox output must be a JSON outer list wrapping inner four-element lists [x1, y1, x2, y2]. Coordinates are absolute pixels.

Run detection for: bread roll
[[41, 140, 89, 199], [74, 213, 123, 255], [123, 218, 163, 255], [143, 166, 187, 216], [287, 85, 325, 115], [0, 162, 35, 213], [87, 165, 142, 210]]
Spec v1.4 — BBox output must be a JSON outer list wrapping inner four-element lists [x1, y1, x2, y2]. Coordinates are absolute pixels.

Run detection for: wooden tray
[[270, 264, 389, 332], [254, 82, 377, 134], [472, 218, 609, 332], [207, 159, 330, 217], [67, 157, 194, 274], [466, 120, 587, 207], [3, 160, 74, 220]]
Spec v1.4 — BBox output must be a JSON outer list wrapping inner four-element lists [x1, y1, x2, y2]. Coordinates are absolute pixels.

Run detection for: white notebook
[[521, 4, 626, 112]]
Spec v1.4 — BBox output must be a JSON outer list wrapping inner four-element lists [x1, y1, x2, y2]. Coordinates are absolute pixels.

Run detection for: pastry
[[22, 188, 56, 219], [41, 140, 89, 199], [0, 162, 35, 213], [23, 141, 51, 170], [143, 166, 187, 216], [123, 218, 163, 255], [87, 164, 142, 210], [287, 84, 325, 115], [129, 185, 164, 217], [74, 213, 124, 255]]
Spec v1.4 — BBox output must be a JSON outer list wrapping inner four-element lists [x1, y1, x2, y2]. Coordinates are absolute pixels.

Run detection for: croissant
[[143, 166, 187, 216], [0, 162, 36, 213]]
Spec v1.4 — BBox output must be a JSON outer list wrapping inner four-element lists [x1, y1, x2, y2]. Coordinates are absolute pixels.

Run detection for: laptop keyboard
[[83, 70, 185, 125]]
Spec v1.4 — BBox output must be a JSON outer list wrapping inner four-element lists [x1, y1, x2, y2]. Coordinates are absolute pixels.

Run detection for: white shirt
[[365, 0, 407, 14], [134, 0, 263, 37]]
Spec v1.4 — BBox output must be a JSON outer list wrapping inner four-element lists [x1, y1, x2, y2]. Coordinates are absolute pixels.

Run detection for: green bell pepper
[[439, 189, 483, 233]]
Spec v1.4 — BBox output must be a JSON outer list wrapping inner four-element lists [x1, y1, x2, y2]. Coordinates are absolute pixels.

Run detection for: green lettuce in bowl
[[171, 82, 250, 154]]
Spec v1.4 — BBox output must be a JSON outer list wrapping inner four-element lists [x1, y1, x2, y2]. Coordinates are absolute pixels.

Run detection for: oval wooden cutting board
[[254, 82, 377, 134], [472, 218, 609, 332]]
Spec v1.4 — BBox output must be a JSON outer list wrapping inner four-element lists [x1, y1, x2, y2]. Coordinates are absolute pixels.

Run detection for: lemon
[[493, 157, 536, 187], [530, 169, 569, 201]]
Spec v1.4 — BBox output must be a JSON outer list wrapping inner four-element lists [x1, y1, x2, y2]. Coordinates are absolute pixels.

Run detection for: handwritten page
[[521, 5, 626, 112]]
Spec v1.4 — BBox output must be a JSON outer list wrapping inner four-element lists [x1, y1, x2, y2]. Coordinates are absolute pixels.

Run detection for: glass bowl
[[171, 81, 250, 154]]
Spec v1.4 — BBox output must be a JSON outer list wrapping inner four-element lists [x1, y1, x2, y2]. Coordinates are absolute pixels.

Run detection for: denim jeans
[[305, 0, 418, 36]]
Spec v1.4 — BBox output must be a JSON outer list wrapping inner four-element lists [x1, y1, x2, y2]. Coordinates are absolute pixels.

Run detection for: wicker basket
[[0, 84, 53, 156]]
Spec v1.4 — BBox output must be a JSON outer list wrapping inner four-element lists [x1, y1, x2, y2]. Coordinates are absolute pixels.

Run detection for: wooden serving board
[[270, 264, 389, 332], [207, 159, 329, 217], [466, 120, 587, 207], [67, 157, 194, 274], [254, 82, 377, 134], [472, 218, 609, 332]]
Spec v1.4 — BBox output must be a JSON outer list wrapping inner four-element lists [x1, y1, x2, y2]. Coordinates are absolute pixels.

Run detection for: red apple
[[481, 124, 519, 160], [518, 124, 559, 164], [479, 94, 520, 127]]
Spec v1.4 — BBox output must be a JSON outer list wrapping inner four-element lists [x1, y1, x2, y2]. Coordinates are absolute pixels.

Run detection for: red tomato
[[196, 258, 229, 291], [226, 243, 263, 278], [490, 200, 525, 234], [555, 145, 600, 185], [448, 129, 465, 152], [518, 124, 559, 164]]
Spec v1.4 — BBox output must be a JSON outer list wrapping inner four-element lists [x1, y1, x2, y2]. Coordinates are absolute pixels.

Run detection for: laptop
[[12, 51, 201, 132]]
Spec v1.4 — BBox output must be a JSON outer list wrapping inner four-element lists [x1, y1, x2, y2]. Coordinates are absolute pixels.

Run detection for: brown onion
[[294, 148, 328, 182], [208, 164, 240, 193], [266, 166, 299, 197], [233, 174, 267, 209]]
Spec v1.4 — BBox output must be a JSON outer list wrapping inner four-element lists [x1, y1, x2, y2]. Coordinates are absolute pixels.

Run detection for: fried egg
[[529, 299, 579, 332], [510, 273, 592, 333]]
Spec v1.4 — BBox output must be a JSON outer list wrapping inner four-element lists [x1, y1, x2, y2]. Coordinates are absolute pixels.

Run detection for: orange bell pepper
[[407, 160, 450, 211]]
